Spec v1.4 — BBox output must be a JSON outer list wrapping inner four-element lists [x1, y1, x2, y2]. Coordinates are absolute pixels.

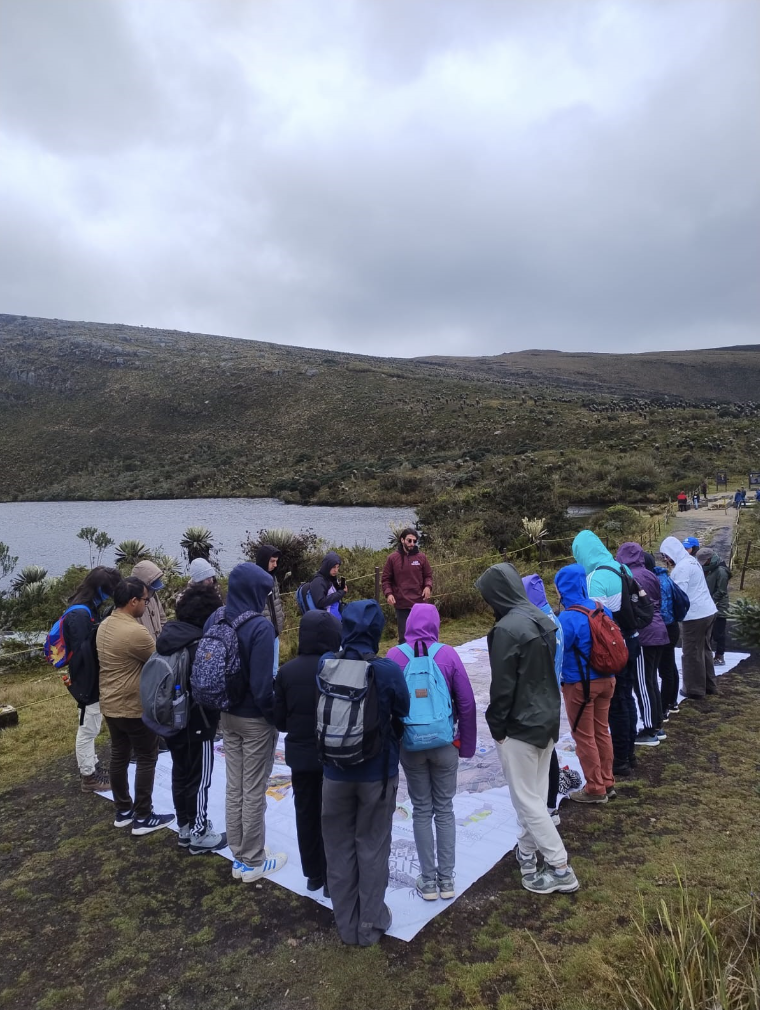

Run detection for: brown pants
[[680, 616, 717, 698], [562, 679, 616, 796]]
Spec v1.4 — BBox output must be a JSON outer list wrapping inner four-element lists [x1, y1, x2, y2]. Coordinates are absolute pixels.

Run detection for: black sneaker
[[612, 762, 632, 778], [131, 811, 175, 836], [113, 808, 134, 828], [306, 876, 324, 891]]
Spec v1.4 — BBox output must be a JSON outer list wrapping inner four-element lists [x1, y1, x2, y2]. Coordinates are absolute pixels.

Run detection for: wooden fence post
[[739, 543, 752, 590], [374, 566, 381, 602]]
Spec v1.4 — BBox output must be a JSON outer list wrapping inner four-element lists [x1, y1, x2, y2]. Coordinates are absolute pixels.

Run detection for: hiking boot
[[416, 876, 439, 901], [522, 864, 580, 894], [178, 824, 191, 848], [188, 823, 227, 855], [131, 811, 175, 836], [634, 731, 660, 747], [567, 788, 608, 804], [81, 769, 111, 792], [612, 761, 632, 778], [514, 844, 538, 878], [113, 808, 134, 828], [714, 655, 725, 666], [606, 786, 617, 800], [437, 876, 455, 900], [239, 852, 288, 882], [306, 876, 324, 891], [655, 729, 667, 741], [548, 807, 561, 825]]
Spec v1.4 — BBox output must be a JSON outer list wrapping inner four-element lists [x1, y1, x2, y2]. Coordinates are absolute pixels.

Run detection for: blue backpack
[[397, 642, 454, 751], [190, 606, 262, 711], [295, 583, 316, 616], [670, 581, 690, 623]]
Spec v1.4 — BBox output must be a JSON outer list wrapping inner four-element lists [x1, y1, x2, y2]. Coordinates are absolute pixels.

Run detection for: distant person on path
[[733, 489, 743, 509], [683, 537, 700, 556], [522, 574, 564, 822], [255, 544, 285, 673], [320, 600, 410, 945], [387, 603, 476, 902], [218, 563, 287, 882], [96, 577, 175, 835], [382, 528, 433, 643], [476, 563, 579, 895], [307, 551, 347, 620], [701, 481, 708, 499], [660, 537, 717, 700], [692, 492, 700, 510], [131, 560, 167, 640], [554, 565, 616, 804], [696, 548, 730, 666], [156, 582, 226, 854], [677, 491, 688, 512], [644, 552, 682, 719], [274, 609, 342, 896], [61, 566, 122, 792], [615, 542, 669, 744]]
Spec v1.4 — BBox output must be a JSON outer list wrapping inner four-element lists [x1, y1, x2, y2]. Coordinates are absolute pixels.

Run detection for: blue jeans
[[400, 744, 459, 882]]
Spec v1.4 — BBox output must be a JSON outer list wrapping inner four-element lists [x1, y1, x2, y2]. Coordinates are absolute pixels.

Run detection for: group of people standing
[[54, 521, 731, 946]]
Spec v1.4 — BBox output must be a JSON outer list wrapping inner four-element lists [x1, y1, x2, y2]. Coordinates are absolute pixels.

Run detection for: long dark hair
[[68, 567, 122, 607]]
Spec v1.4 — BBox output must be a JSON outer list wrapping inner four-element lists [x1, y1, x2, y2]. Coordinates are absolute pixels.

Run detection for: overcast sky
[[1, 0, 758, 358]]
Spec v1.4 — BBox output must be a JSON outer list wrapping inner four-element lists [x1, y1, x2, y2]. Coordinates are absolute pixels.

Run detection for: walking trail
[[663, 493, 737, 561]]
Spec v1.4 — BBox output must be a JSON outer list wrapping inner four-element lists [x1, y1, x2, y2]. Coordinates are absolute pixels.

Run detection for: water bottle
[[172, 683, 188, 731]]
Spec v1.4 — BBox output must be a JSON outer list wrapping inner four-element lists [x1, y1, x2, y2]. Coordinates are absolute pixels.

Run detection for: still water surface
[[0, 498, 417, 578]]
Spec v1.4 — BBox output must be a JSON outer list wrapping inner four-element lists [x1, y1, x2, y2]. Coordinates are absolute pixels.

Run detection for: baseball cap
[[683, 536, 700, 549]]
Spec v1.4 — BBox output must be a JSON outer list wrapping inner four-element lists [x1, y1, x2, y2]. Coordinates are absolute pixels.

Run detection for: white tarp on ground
[[101, 644, 749, 942]]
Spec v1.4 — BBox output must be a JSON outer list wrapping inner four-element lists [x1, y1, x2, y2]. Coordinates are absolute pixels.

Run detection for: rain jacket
[[156, 619, 219, 740], [381, 543, 433, 610], [274, 610, 342, 772], [132, 560, 167, 640], [255, 544, 285, 634], [320, 599, 410, 783], [615, 543, 669, 646], [218, 562, 276, 722], [701, 554, 730, 616], [572, 530, 632, 617], [308, 551, 346, 616], [659, 537, 717, 622], [476, 563, 560, 748], [554, 564, 616, 684], [386, 603, 477, 758], [522, 574, 564, 683]]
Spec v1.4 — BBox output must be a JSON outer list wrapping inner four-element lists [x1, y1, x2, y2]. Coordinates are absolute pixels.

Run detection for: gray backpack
[[140, 648, 190, 737], [315, 654, 382, 768]]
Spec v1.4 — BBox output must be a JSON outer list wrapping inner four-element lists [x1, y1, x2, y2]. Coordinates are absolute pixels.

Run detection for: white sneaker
[[240, 852, 288, 882]]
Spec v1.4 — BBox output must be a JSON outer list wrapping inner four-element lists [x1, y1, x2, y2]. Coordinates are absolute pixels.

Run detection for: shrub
[[241, 528, 320, 588]]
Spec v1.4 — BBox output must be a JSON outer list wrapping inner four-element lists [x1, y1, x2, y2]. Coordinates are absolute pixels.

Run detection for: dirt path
[[664, 494, 737, 561]]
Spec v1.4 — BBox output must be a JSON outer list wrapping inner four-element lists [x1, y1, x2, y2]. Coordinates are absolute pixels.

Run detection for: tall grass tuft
[[621, 878, 760, 1010]]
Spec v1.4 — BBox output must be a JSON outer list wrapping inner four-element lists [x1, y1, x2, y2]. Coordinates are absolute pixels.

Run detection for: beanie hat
[[683, 536, 700, 549], [695, 548, 713, 564], [188, 558, 216, 583]]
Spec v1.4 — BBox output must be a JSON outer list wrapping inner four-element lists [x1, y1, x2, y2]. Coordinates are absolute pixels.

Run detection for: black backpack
[[597, 565, 654, 634]]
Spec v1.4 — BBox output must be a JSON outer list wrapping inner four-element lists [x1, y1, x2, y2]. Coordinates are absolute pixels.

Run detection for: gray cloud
[[1, 0, 758, 357]]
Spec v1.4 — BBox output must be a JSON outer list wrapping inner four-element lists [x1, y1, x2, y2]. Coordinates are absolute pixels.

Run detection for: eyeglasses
[[138, 595, 150, 603], [405, 538, 418, 544]]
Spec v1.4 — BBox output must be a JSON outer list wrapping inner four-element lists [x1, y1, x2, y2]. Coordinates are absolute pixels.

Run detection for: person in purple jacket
[[615, 542, 670, 746], [387, 603, 476, 902]]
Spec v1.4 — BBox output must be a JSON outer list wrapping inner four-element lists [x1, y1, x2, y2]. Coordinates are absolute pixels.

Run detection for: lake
[[0, 498, 417, 579]]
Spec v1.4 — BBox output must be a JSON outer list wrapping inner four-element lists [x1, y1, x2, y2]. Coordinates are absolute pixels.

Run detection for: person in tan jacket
[[131, 559, 167, 640], [96, 577, 174, 836]]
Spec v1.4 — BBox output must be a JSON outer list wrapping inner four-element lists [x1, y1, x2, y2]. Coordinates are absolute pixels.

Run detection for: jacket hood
[[522, 574, 549, 609], [554, 564, 593, 607], [156, 620, 204, 655], [132, 560, 163, 586], [643, 551, 656, 572], [477, 563, 531, 617], [255, 544, 281, 570], [572, 530, 615, 573], [297, 610, 342, 655], [318, 551, 342, 578], [226, 562, 273, 620], [660, 536, 688, 565], [402, 603, 440, 646], [615, 541, 645, 568], [340, 599, 384, 656]]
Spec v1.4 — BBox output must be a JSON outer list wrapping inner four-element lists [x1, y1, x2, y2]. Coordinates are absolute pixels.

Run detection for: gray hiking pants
[[400, 743, 459, 883], [220, 713, 277, 867], [322, 776, 398, 946]]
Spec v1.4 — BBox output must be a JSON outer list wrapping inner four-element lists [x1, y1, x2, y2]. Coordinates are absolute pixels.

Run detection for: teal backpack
[[397, 642, 454, 751]]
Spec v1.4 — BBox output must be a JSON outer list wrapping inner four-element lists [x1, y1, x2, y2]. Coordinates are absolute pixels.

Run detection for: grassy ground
[[1, 616, 758, 1010]]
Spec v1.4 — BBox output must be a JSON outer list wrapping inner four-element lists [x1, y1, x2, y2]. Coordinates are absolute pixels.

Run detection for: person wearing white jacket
[[659, 537, 718, 699]]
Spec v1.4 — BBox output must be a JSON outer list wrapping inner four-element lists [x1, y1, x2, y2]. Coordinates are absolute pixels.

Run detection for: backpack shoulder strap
[[567, 604, 594, 616], [427, 642, 444, 660], [397, 643, 413, 661], [230, 609, 261, 631]]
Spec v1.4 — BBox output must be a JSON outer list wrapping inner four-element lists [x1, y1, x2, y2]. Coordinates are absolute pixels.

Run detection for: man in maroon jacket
[[381, 528, 433, 642]]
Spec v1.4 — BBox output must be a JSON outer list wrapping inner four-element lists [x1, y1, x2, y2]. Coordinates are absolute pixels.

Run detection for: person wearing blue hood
[[216, 562, 287, 883], [572, 530, 640, 778], [554, 565, 616, 803], [320, 600, 410, 946]]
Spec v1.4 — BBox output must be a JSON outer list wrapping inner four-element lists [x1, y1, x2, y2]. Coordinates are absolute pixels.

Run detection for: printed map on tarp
[[101, 643, 749, 941]]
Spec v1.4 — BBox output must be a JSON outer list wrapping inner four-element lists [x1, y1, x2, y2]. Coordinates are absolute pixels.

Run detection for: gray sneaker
[[416, 875, 438, 901], [514, 844, 538, 877], [437, 875, 455, 900], [522, 864, 580, 894], [188, 823, 228, 855], [178, 824, 191, 848]]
